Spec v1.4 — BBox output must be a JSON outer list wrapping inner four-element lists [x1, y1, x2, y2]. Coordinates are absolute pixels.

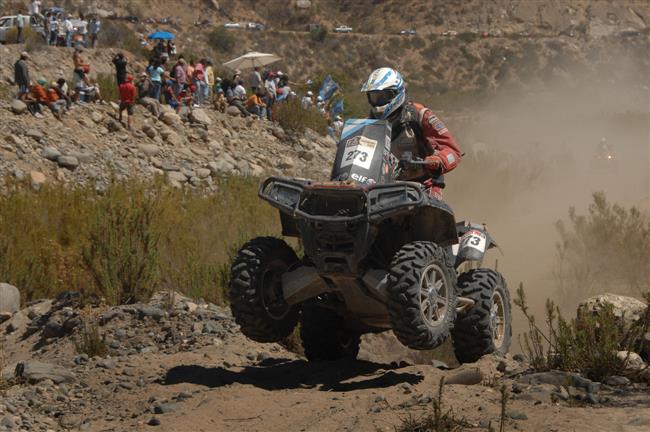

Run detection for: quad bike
[[229, 119, 512, 363]]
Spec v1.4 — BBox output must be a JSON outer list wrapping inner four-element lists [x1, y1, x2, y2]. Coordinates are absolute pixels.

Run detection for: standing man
[[112, 52, 128, 85], [14, 52, 30, 99], [89, 17, 101, 48], [250, 66, 262, 93], [15, 11, 25, 43], [118, 74, 137, 130], [63, 15, 74, 47]]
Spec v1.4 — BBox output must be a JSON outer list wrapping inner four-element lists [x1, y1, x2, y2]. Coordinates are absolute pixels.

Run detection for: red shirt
[[119, 82, 137, 104]]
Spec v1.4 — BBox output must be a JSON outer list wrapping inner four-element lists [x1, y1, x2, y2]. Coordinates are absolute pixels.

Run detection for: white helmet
[[361, 67, 406, 119], [307, 90, 313, 96], [317, 95, 323, 102]]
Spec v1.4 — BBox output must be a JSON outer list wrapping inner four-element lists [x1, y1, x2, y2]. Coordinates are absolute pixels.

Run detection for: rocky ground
[[1, 289, 649, 432], [0, 95, 335, 192]]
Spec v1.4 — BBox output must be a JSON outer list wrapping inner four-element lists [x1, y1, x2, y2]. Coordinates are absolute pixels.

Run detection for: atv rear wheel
[[229, 237, 299, 343], [452, 269, 512, 363], [387, 242, 458, 350], [300, 302, 360, 361]]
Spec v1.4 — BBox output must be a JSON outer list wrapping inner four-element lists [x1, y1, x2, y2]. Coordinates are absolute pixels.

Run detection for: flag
[[330, 99, 344, 115], [319, 75, 339, 101]]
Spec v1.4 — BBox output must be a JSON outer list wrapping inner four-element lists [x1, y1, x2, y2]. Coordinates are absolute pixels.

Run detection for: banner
[[330, 99, 344, 115], [319, 75, 339, 101]]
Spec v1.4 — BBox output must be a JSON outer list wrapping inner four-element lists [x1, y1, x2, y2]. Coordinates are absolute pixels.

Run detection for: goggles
[[367, 89, 397, 107]]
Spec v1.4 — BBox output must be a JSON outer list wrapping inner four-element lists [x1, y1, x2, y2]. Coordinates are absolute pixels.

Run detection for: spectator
[[147, 60, 164, 100], [234, 79, 246, 101], [193, 60, 206, 106], [232, 69, 241, 82], [205, 60, 215, 99], [176, 83, 194, 112], [186, 60, 195, 83], [245, 87, 267, 119], [63, 15, 73, 47], [73, 47, 91, 87], [48, 15, 58, 45], [30, 1, 41, 15], [250, 66, 262, 93], [77, 16, 88, 47], [112, 53, 128, 85], [89, 17, 100, 48], [24, 78, 49, 117], [56, 17, 65, 46], [167, 41, 176, 57], [301, 90, 313, 109], [118, 74, 137, 130], [136, 72, 152, 101], [171, 57, 187, 95], [53, 78, 72, 109], [14, 52, 30, 99], [263, 71, 277, 120], [212, 78, 226, 113], [161, 72, 176, 107], [47, 81, 66, 120], [332, 115, 344, 137], [153, 40, 165, 62], [15, 11, 25, 43], [224, 79, 250, 117]]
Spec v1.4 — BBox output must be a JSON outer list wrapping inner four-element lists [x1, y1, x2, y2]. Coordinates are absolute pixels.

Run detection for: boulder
[[0, 283, 20, 315], [138, 143, 160, 157], [208, 159, 235, 174], [226, 105, 242, 117], [25, 129, 44, 140], [577, 294, 647, 331], [57, 155, 80, 170], [161, 111, 182, 126], [42, 146, 61, 161], [10, 99, 27, 114], [195, 168, 211, 179], [617, 351, 646, 370], [444, 367, 483, 385], [91, 111, 104, 123], [141, 97, 161, 117], [189, 109, 213, 126], [15, 361, 75, 384], [105, 118, 123, 132]]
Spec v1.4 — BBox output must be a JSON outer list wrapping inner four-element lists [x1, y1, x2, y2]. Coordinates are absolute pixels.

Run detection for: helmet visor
[[367, 89, 397, 107]]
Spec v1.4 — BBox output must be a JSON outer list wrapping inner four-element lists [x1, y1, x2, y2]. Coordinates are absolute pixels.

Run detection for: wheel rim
[[491, 290, 506, 349], [419, 264, 449, 327], [260, 263, 290, 320]]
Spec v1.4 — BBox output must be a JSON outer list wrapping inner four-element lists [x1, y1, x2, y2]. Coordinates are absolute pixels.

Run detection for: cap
[[306, 91, 313, 96], [140, 72, 147, 77], [20, 51, 30, 59], [37, 78, 47, 85], [126, 74, 134, 82], [277, 71, 284, 76]]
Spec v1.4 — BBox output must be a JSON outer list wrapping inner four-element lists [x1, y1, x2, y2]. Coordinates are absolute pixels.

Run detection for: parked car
[[399, 29, 416, 35], [247, 22, 265, 31], [441, 30, 458, 36], [0, 15, 45, 43], [333, 25, 353, 33], [224, 22, 241, 29]]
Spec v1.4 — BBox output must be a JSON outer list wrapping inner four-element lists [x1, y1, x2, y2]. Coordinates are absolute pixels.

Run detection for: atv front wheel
[[229, 237, 299, 342], [300, 302, 360, 361], [387, 242, 458, 350], [452, 269, 512, 363]]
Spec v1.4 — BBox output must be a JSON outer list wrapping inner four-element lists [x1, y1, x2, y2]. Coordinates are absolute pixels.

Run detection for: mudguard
[[454, 221, 498, 266]]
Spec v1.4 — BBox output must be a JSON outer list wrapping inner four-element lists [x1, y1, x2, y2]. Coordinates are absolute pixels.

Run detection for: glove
[[425, 155, 444, 172]]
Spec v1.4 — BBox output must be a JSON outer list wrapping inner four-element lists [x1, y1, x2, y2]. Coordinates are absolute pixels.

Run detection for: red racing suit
[[385, 101, 462, 199]]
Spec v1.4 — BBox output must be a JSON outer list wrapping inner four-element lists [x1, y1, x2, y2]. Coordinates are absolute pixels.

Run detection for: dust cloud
[[445, 59, 650, 338]]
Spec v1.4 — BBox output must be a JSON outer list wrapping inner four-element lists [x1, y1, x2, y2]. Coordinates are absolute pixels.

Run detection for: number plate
[[340, 136, 377, 170], [460, 230, 487, 253]]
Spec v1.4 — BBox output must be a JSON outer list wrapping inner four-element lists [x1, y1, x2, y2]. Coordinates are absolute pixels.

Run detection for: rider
[[362, 67, 461, 198]]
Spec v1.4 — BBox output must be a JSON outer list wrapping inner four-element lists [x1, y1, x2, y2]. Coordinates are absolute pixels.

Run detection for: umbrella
[[223, 52, 281, 70], [148, 31, 175, 40]]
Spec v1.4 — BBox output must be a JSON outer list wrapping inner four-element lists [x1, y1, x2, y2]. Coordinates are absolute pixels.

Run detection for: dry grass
[[275, 98, 328, 135], [0, 176, 280, 306]]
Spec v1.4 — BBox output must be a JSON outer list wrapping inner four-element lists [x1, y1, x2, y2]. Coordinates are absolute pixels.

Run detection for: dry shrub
[[95, 73, 119, 103], [275, 98, 328, 135], [515, 284, 650, 381], [0, 176, 280, 306], [207, 27, 235, 53], [74, 321, 108, 357], [101, 21, 143, 57], [554, 192, 650, 304]]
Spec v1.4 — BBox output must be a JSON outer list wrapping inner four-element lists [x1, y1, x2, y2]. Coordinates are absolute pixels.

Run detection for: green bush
[[275, 98, 328, 135], [208, 27, 235, 53], [309, 26, 328, 42], [0, 176, 281, 306]]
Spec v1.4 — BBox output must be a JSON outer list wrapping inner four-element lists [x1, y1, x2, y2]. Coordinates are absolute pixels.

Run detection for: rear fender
[[454, 221, 499, 266]]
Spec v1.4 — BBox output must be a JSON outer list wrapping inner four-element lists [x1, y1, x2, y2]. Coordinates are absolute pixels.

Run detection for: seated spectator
[[118, 74, 137, 130], [23, 78, 49, 117], [176, 83, 195, 112], [47, 81, 67, 119], [53, 78, 72, 109], [225, 80, 250, 117], [234, 79, 247, 101], [212, 77, 226, 113], [245, 87, 267, 119]]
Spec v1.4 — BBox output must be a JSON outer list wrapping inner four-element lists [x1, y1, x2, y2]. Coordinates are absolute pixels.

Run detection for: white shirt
[[301, 96, 312, 109], [64, 19, 73, 32], [30, 1, 41, 15], [234, 84, 246, 100]]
